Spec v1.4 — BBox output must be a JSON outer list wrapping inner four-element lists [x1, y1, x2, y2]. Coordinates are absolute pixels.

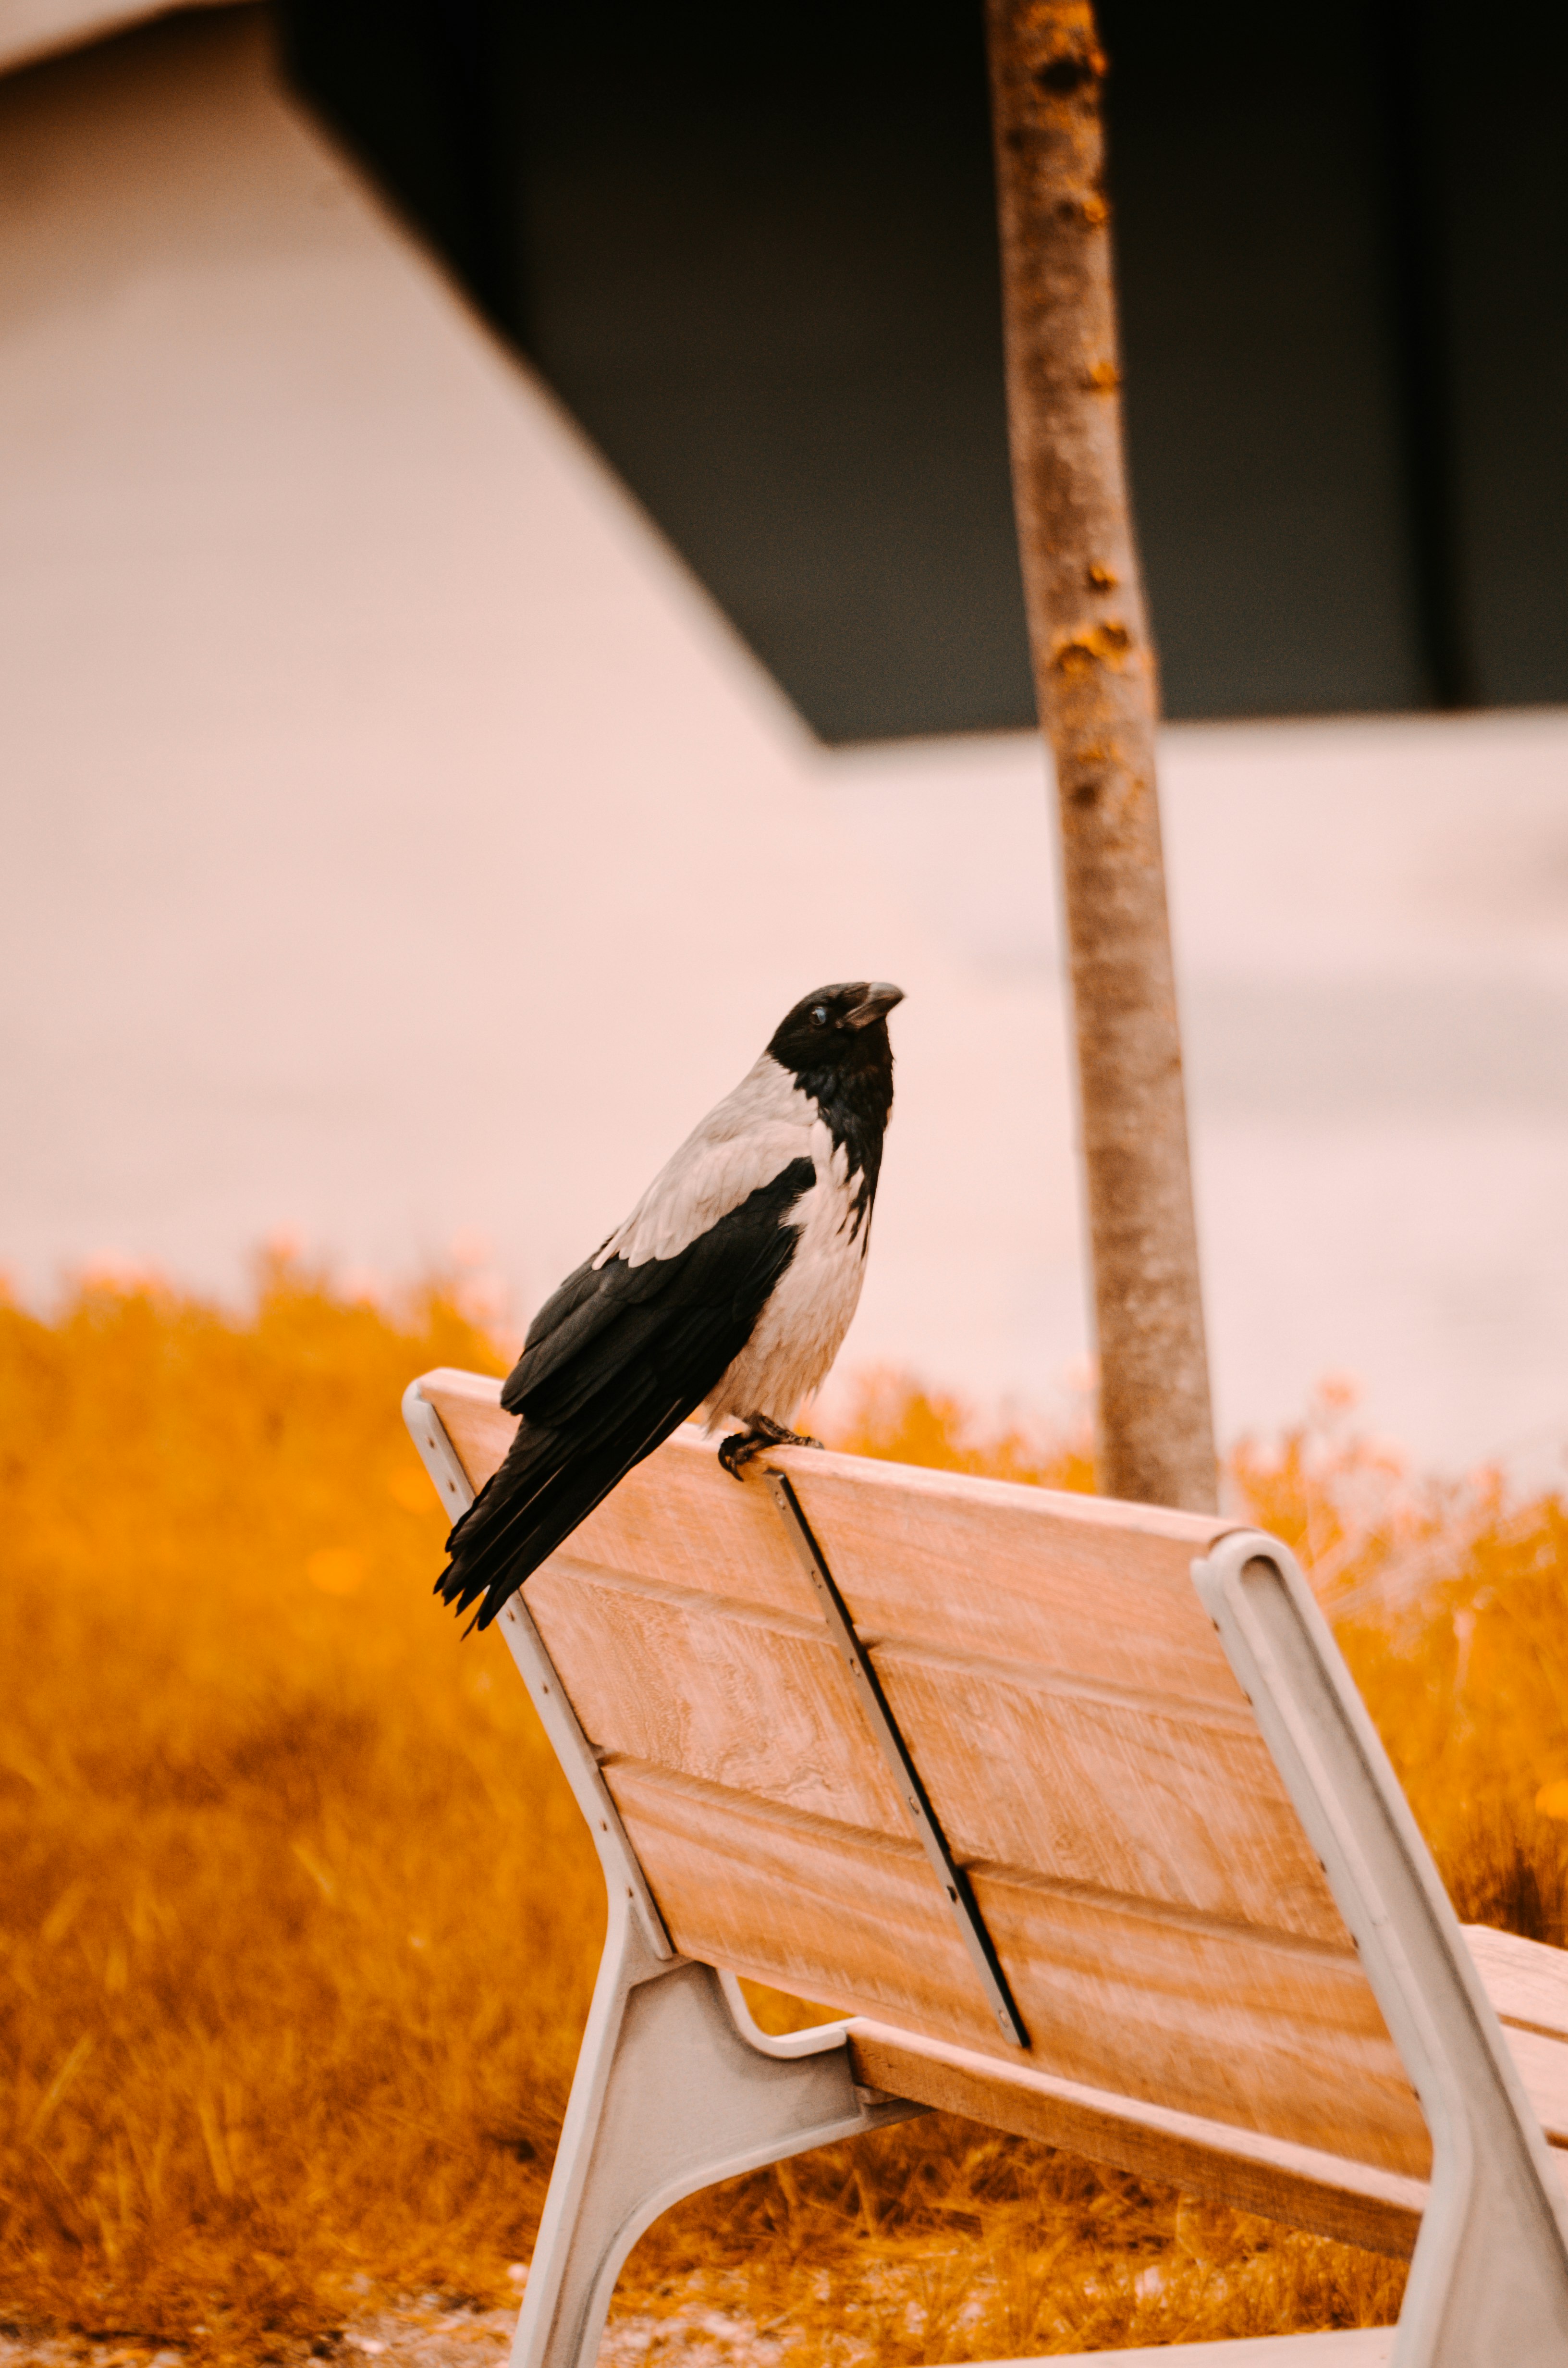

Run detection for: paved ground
[[0, 2291, 784, 2368], [0, 2298, 1397, 2368], [3, 10, 1567, 1480], [0, 2305, 521, 2368]]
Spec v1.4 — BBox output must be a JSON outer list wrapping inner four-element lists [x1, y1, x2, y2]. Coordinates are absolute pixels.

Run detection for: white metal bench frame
[[404, 1380, 1568, 2368]]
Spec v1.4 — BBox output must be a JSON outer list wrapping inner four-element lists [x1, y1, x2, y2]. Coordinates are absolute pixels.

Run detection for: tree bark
[[985, 0, 1217, 1512]]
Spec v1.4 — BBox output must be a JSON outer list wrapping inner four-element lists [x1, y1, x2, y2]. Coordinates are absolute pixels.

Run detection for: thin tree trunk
[[985, 0, 1217, 1512]]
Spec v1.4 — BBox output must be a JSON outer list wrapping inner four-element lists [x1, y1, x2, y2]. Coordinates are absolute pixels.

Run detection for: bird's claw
[[718, 1431, 764, 1479], [718, 1420, 824, 1480]]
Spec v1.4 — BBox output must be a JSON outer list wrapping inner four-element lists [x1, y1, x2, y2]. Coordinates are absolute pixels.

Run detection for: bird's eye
[[810, 1005, 829, 1028]]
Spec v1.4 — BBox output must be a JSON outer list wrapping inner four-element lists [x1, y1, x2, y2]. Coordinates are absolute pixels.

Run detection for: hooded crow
[[436, 980, 904, 1629]]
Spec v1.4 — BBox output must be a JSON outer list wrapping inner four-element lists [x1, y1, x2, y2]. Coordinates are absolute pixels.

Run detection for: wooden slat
[[1463, 1922, 1568, 2042], [873, 1642, 1347, 1948], [844, 2020, 1429, 2259], [783, 1452, 1239, 1707], [604, 1753, 980, 2027], [605, 1756, 1430, 2177], [416, 1371, 1242, 1697], [526, 1557, 908, 1834], [847, 1968, 1568, 2259], [1503, 2022, 1568, 2147], [969, 1866, 1423, 2172], [1457, 1927, 1568, 2146]]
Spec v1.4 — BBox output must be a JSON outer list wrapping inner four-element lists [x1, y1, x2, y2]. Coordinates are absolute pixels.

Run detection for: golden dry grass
[[1, 1265, 594, 2353], [3, 1273, 1564, 2360]]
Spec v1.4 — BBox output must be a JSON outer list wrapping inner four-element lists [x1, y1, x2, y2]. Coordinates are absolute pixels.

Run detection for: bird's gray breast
[[702, 1117, 872, 1425]]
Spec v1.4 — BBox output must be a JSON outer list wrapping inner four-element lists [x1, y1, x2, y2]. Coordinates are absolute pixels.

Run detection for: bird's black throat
[[779, 1026, 894, 1242]]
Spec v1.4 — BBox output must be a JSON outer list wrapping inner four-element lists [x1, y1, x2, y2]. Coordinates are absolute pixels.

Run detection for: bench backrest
[[419, 1366, 1428, 2185]]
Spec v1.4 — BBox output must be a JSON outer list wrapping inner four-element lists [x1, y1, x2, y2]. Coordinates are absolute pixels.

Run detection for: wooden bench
[[404, 1367, 1568, 2367]]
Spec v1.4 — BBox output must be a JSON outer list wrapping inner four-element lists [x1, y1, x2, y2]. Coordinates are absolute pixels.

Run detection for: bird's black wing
[[437, 1156, 815, 1629]]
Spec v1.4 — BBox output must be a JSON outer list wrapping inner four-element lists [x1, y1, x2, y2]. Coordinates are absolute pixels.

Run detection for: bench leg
[[511, 1891, 920, 2368], [1194, 1533, 1568, 2368]]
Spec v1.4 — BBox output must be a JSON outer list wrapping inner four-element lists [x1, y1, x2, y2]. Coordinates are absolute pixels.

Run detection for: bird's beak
[[844, 982, 906, 1029]]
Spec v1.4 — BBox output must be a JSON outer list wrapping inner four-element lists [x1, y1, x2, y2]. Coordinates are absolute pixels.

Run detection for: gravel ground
[[0, 2279, 788, 2368]]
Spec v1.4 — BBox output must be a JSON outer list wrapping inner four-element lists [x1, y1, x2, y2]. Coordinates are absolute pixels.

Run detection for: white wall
[[4, 7, 1568, 1480], [0, 8, 1072, 1425]]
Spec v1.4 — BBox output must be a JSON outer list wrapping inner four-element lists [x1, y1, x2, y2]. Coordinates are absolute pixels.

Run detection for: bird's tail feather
[[436, 1385, 697, 1630]]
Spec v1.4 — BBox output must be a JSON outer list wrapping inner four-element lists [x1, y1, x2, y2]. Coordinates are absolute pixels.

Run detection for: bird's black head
[[766, 981, 905, 1081], [766, 983, 904, 1235]]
